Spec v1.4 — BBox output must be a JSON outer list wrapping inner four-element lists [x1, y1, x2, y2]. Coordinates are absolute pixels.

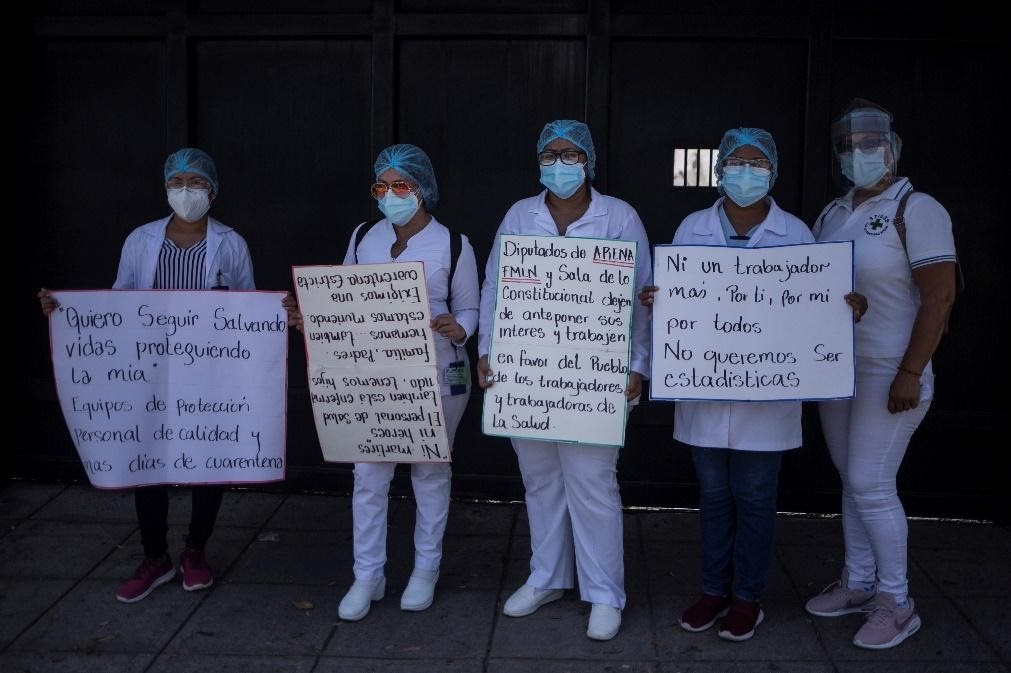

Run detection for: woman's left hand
[[888, 370, 921, 414], [638, 285, 658, 308], [625, 371, 643, 401], [281, 292, 303, 332], [845, 292, 868, 323], [431, 313, 466, 342]]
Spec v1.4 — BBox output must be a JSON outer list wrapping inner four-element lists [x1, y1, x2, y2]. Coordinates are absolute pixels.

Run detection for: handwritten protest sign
[[49, 290, 288, 488], [482, 235, 635, 446], [293, 263, 449, 463], [650, 241, 854, 401]]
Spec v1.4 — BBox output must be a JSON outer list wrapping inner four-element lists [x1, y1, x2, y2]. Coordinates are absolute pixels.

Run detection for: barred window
[[673, 148, 720, 188]]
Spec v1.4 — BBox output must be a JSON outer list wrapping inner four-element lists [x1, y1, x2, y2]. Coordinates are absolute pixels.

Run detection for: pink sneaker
[[116, 555, 175, 603], [805, 571, 876, 617], [179, 547, 214, 592], [853, 593, 921, 650]]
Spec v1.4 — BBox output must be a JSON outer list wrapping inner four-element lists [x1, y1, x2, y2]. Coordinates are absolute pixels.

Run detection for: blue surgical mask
[[840, 147, 888, 188], [539, 162, 586, 199], [721, 166, 771, 207], [378, 191, 420, 226]]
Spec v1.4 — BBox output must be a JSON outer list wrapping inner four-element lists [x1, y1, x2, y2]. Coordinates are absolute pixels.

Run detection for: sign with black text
[[650, 242, 854, 401], [482, 235, 636, 446], [293, 263, 450, 463], [49, 290, 288, 488]]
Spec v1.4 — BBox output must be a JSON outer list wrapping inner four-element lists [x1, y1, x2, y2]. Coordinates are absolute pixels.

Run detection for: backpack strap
[[893, 188, 915, 253], [351, 218, 383, 263], [447, 230, 462, 307]]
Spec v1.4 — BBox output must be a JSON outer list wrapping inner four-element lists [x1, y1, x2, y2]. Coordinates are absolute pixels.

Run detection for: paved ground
[[1, 480, 1008, 673]]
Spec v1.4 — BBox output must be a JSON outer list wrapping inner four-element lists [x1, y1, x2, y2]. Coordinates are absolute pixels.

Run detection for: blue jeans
[[691, 446, 784, 602]]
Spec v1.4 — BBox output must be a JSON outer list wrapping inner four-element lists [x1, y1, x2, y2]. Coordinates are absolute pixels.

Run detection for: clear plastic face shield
[[831, 105, 902, 191]]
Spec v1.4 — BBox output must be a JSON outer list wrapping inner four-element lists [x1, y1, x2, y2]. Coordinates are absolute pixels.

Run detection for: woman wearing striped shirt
[[40, 148, 255, 604]]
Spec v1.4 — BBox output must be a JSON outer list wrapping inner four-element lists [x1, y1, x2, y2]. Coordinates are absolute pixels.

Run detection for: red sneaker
[[718, 597, 764, 641], [680, 594, 731, 632], [116, 555, 175, 603], [179, 547, 214, 592]]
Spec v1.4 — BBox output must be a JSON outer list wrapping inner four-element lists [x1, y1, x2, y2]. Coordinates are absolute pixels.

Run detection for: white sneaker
[[337, 577, 385, 621], [401, 569, 439, 611], [587, 603, 621, 641], [502, 584, 565, 617]]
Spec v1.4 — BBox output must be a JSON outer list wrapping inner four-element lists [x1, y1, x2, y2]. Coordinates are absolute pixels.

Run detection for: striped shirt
[[153, 238, 207, 290]]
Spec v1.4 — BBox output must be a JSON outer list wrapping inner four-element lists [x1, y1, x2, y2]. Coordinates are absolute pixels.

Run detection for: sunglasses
[[371, 180, 418, 200]]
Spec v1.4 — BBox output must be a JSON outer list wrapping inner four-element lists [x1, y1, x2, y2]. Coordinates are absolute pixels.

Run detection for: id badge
[[443, 360, 469, 396]]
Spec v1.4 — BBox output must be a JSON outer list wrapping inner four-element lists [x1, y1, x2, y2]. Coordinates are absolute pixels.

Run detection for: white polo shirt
[[813, 178, 956, 359]]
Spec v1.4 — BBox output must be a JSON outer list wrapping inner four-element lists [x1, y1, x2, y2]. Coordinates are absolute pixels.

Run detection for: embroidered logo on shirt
[[864, 214, 890, 236]]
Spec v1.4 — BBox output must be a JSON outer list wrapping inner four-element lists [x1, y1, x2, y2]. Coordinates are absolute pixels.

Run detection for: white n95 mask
[[167, 188, 211, 223]]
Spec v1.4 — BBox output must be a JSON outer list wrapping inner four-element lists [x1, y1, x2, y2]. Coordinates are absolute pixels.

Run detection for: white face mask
[[167, 188, 211, 223]]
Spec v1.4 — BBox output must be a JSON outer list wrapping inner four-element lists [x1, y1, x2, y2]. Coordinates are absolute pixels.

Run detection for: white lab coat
[[477, 188, 652, 609], [113, 216, 255, 290], [347, 216, 479, 581], [670, 197, 813, 452]]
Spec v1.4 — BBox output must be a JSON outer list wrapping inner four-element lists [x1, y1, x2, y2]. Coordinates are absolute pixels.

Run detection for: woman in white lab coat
[[641, 128, 863, 642], [477, 120, 652, 642]]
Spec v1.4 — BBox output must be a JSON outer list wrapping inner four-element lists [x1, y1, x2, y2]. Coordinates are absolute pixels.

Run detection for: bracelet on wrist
[[897, 365, 922, 378]]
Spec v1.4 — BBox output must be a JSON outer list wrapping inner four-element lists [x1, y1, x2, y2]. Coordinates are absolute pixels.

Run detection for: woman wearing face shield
[[287, 144, 479, 621], [476, 120, 652, 642], [639, 128, 857, 641], [803, 100, 957, 650], [38, 148, 256, 603]]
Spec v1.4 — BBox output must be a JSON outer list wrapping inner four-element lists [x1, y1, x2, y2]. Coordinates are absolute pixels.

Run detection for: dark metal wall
[[20, 1, 1006, 519]]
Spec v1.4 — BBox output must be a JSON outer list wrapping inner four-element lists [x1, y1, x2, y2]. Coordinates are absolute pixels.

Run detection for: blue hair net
[[830, 98, 902, 163], [374, 144, 439, 210], [715, 127, 779, 195], [537, 120, 596, 179], [164, 148, 219, 194]]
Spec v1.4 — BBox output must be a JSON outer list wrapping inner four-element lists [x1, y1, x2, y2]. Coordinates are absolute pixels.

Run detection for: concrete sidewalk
[[1, 480, 1008, 673]]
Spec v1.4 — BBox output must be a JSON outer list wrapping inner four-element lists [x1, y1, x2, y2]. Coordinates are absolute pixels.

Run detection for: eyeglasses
[[835, 136, 889, 154], [166, 177, 211, 191], [537, 149, 585, 166], [371, 180, 419, 200], [723, 156, 773, 171]]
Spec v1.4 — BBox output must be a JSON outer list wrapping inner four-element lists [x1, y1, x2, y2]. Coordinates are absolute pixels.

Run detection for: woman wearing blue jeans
[[642, 128, 864, 641]]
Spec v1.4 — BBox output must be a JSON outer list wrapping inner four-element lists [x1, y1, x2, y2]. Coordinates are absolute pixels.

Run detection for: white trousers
[[351, 393, 469, 581], [512, 438, 626, 609], [819, 356, 931, 601]]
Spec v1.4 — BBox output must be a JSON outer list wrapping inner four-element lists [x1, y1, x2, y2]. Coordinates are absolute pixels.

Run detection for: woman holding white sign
[[804, 100, 957, 650], [39, 148, 256, 604], [302, 144, 480, 621], [640, 128, 848, 642], [477, 120, 652, 642]]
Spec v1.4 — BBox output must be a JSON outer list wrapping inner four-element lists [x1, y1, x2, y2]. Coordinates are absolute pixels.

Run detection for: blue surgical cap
[[374, 144, 439, 210], [537, 120, 596, 179], [716, 127, 779, 195], [164, 148, 219, 194]]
